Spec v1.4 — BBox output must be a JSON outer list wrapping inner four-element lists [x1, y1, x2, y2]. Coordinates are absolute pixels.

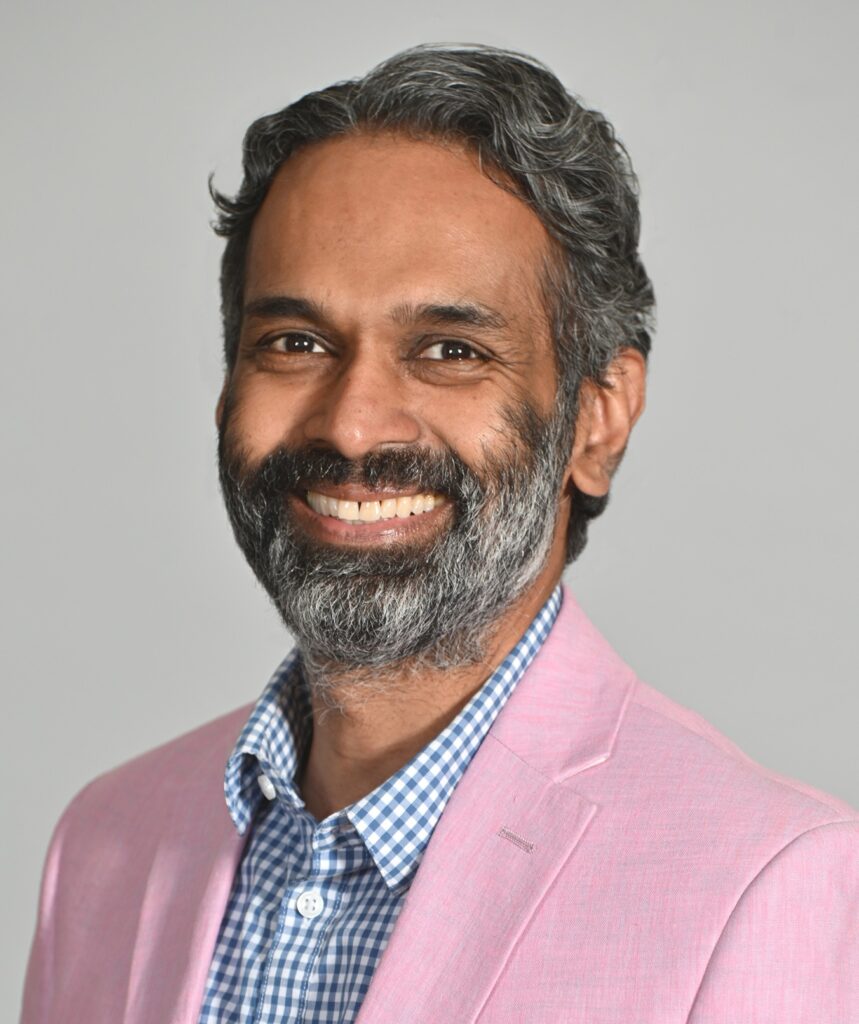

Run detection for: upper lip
[[300, 485, 441, 502]]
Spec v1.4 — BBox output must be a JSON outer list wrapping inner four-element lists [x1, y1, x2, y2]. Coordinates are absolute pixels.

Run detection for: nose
[[302, 347, 422, 459]]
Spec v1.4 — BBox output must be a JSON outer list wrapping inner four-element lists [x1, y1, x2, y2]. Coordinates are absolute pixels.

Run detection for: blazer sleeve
[[687, 818, 859, 1023]]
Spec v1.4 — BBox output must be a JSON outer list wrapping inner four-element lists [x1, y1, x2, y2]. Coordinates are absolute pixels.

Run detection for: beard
[[217, 398, 572, 677]]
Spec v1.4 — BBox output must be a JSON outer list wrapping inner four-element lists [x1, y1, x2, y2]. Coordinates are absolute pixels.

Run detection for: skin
[[217, 132, 646, 820]]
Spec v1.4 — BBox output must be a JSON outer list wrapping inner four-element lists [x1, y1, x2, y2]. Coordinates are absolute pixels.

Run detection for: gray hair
[[211, 43, 655, 562]]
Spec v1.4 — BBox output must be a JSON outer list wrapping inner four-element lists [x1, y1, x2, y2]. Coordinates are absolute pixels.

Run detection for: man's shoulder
[[25, 707, 255, 1024], [55, 703, 253, 841], [534, 591, 857, 829], [616, 674, 857, 828]]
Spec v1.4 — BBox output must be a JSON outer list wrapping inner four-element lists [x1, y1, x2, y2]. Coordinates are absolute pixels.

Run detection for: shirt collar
[[223, 584, 563, 890], [223, 650, 309, 836]]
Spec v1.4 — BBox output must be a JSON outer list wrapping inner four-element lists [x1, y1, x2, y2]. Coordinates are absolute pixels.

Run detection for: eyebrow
[[243, 295, 328, 323], [243, 294, 509, 332], [389, 300, 509, 332]]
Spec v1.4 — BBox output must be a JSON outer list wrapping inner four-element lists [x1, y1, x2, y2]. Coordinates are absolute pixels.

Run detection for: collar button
[[257, 773, 277, 801]]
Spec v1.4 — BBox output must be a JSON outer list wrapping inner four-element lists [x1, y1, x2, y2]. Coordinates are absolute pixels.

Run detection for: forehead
[[244, 131, 555, 330]]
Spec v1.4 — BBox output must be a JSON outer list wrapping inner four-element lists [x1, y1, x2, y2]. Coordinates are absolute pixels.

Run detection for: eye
[[420, 340, 484, 361], [263, 332, 328, 354]]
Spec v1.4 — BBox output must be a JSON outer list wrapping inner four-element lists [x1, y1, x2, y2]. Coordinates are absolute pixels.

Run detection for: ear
[[566, 348, 646, 497], [215, 381, 228, 430]]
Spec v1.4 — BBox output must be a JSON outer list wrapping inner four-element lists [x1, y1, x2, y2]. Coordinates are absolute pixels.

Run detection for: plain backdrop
[[3, 0, 857, 1013]]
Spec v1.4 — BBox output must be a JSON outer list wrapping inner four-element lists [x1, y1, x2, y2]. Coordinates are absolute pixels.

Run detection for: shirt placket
[[256, 808, 358, 1023]]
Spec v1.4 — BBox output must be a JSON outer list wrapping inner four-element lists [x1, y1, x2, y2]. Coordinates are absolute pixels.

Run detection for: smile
[[305, 489, 445, 523]]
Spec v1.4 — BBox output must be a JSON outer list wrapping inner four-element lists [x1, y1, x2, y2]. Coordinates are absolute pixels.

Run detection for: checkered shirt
[[198, 585, 562, 1024]]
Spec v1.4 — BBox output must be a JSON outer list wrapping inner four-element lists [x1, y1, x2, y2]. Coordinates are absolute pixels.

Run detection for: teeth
[[306, 490, 443, 523], [339, 500, 359, 521]]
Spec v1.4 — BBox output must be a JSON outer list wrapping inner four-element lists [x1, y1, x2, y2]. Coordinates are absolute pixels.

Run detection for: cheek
[[424, 390, 512, 468], [222, 375, 311, 461]]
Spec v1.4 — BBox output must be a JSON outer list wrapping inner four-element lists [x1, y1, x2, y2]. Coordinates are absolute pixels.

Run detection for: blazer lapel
[[122, 820, 247, 1024], [356, 588, 637, 1024], [355, 736, 598, 1024], [119, 709, 252, 1024]]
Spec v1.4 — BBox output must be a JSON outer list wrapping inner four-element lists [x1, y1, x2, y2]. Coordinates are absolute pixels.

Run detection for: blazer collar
[[490, 584, 638, 780]]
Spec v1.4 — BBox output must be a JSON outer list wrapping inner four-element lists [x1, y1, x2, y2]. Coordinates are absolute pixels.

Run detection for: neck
[[298, 572, 561, 820]]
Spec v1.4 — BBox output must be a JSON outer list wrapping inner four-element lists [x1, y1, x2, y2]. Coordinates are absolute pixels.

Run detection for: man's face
[[217, 133, 575, 671]]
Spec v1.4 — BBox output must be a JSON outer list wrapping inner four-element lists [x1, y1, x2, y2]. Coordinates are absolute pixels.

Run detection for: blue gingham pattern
[[198, 585, 562, 1024]]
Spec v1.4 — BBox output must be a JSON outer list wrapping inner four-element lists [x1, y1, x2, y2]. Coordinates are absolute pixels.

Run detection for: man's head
[[212, 45, 652, 675]]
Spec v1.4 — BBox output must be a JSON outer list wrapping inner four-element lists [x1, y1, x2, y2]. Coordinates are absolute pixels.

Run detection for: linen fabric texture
[[20, 588, 859, 1022]]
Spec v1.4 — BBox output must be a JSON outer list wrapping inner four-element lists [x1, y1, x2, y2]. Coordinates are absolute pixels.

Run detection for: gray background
[[3, 0, 857, 1013]]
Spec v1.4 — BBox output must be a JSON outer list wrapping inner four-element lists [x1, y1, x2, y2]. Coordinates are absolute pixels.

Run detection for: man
[[21, 44, 858, 1023]]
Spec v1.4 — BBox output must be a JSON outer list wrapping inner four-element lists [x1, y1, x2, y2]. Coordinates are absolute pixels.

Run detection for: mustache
[[216, 386, 555, 497], [219, 441, 485, 507]]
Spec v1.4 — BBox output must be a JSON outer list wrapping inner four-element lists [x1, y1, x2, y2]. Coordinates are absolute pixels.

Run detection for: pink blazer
[[21, 589, 859, 1022]]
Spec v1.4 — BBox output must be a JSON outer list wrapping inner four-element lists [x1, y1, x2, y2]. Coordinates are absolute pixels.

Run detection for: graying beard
[[221, 402, 570, 701]]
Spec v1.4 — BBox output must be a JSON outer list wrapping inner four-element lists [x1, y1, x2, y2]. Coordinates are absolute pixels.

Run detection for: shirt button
[[295, 890, 325, 919], [257, 773, 277, 801]]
